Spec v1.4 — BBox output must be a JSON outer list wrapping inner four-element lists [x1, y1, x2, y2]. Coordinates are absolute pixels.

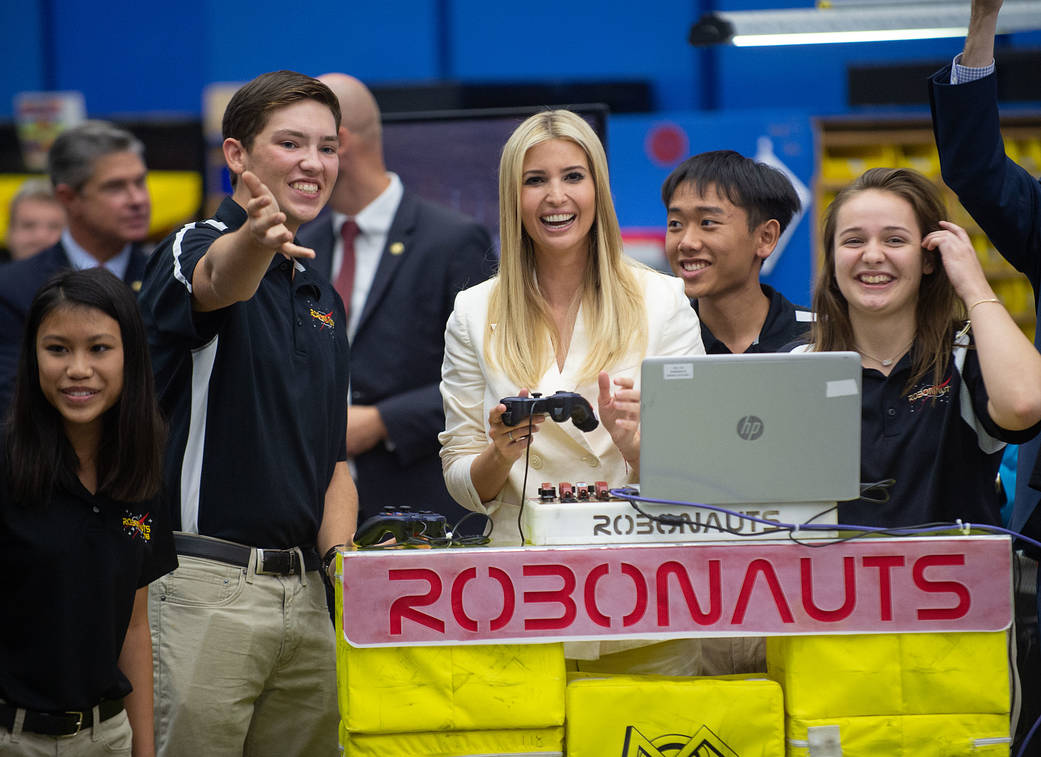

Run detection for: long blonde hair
[[487, 110, 647, 387]]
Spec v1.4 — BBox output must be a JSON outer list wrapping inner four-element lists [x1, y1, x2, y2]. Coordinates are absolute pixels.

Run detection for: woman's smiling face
[[520, 138, 596, 261], [833, 188, 933, 320]]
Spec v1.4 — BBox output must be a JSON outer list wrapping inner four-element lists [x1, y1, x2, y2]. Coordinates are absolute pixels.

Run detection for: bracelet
[[968, 297, 1001, 315], [321, 543, 346, 574]]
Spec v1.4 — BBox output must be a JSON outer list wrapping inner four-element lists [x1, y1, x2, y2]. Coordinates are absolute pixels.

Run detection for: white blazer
[[439, 265, 705, 546]]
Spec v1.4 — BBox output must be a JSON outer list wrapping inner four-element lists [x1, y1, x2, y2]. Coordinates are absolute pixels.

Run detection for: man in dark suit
[[0, 121, 151, 412], [297, 73, 495, 530], [930, 2, 1041, 745], [929, 0, 1041, 540]]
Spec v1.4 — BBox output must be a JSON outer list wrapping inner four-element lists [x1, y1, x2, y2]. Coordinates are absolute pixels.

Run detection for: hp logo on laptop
[[737, 415, 764, 440]]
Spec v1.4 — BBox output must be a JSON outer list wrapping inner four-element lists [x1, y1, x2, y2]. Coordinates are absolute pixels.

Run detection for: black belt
[[0, 699, 123, 737], [174, 533, 319, 575]]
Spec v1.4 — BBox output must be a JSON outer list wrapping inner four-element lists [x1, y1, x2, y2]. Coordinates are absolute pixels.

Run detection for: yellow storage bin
[[767, 633, 1009, 719], [971, 233, 992, 266], [338, 642, 566, 734], [899, 144, 941, 179], [338, 721, 564, 757], [565, 673, 784, 757], [820, 144, 900, 183], [785, 713, 1010, 756], [993, 279, 1032, 321], [334, 553, 566, 734], [1018, 137, 1041, 175]]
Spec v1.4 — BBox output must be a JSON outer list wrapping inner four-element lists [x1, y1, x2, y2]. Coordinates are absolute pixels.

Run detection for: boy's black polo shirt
[[140, 197, 350, 550], [844, 340, 1040, 529], [696, 284, 813, 354], [0, 473, 176, 711]]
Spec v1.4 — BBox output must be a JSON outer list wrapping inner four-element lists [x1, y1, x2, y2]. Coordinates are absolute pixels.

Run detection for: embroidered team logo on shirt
[[122, 511, 152, 541], [310, 307, 335, 330], [907, 373, 953, 412]]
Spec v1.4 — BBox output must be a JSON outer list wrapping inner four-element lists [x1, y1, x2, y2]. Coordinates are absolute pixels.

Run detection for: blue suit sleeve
[[930, 68, 1041, 289]]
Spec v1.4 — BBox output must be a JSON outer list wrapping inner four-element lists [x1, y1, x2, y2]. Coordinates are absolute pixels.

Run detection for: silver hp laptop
[[639, 352, 861, 508]]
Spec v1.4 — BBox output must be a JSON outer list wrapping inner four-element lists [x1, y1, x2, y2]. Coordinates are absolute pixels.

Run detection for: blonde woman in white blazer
[[438, 110, 704, 672], [438, 109, 704, 546]]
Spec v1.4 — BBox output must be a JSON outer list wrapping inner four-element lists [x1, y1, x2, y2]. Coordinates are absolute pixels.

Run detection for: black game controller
[[499, 391, 598, 432], [353, 506, 449, 548]]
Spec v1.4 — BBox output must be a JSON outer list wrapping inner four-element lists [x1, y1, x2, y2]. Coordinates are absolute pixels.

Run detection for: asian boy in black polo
[[663, 150, 812, 354], [661, 150, 811, 677], [138, 71, 355, 757]]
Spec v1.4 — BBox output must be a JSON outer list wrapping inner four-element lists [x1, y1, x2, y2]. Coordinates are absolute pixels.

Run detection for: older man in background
[[2, 178, 66, 263]]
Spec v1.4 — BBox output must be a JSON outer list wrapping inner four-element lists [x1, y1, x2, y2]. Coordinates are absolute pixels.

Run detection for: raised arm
[[929, 0, 1041, 287], [962, 0, 1002, 67], [923, 221, 1041, 431], [191, 171, 316, 312]]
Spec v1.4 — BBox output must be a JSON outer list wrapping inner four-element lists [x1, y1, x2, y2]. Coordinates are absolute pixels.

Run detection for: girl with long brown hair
[[807, 167, 1041, 527]]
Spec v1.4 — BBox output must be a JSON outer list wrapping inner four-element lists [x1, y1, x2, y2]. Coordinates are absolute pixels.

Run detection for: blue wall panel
[[0, 0, 441, 120], [610, 109, 818, 307], [449, 0, 701, 111], [0, 0, 47, 114], [202, 0, 440, 87], [49, 0, 206, 116]]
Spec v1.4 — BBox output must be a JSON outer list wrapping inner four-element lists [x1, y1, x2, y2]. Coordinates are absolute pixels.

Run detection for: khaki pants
[[568, 638, 705, 676], [149, 552, 338, 757], [0, 708, 132, 756]]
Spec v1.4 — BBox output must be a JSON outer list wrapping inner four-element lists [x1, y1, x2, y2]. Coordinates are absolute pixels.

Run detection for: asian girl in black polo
[[0, 268, 176, 756], [803, 167, 1041, 528]]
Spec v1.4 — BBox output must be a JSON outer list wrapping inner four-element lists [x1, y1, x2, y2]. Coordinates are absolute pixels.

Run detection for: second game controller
[[353, 506, 449, 548]]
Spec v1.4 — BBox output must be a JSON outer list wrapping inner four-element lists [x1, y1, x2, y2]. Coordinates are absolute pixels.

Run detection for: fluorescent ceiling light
[[689, 1, 1041, 47], [733, 28, 968, 46]]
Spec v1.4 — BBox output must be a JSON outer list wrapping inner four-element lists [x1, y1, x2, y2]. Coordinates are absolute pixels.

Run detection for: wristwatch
[[322, 544, 345, 578]]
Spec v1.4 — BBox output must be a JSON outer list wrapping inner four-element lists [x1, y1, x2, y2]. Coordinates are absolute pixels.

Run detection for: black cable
[[626, 495, 790, 538], [785, 521, 952, 548], [859, 478, 895, 504], [447, 511, 493, 547], [611, 486, 1041, 552], [780, 480, 889, 544], [515, 414, 536, 546]]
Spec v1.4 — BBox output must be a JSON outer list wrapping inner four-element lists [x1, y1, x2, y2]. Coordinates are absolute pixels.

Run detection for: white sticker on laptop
[[663, 363, 694, 380], [826, 379, 858, 398]]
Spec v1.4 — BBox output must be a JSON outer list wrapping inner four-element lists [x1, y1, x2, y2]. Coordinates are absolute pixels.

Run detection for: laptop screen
[[639, 352, 862, 506]]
